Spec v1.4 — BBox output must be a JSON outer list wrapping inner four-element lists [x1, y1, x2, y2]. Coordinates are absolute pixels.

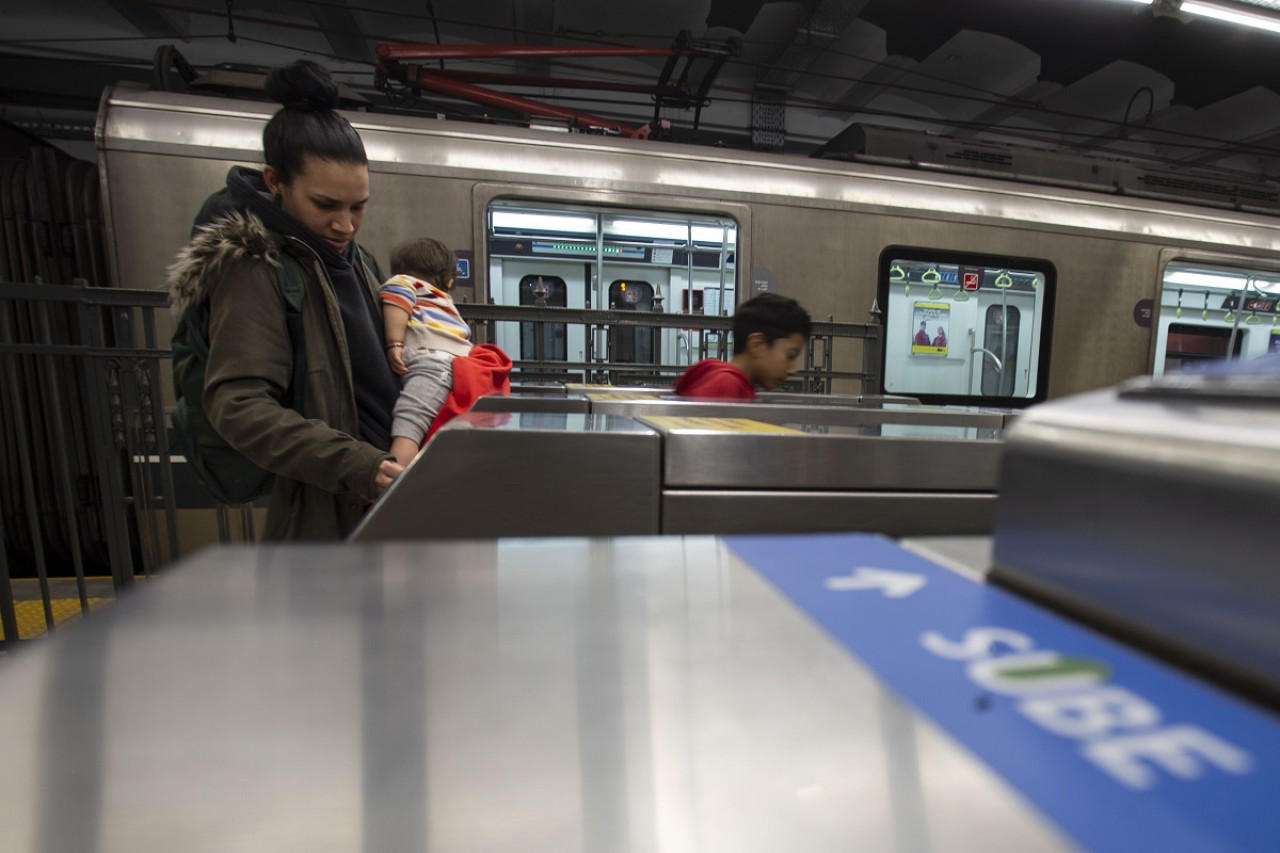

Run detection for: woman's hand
[[374, 458, 404, 496]]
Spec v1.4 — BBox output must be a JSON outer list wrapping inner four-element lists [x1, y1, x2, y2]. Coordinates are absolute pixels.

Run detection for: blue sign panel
[[726, 533, 1280, 853]]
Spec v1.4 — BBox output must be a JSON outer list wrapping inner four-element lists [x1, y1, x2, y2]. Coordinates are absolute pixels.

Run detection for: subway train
[[97, 83, 1280, 403]]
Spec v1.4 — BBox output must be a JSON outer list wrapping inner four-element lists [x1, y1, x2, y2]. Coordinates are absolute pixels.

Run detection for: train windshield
[[877, 247, 1056, 407], [1154, 262, 1280, 375]]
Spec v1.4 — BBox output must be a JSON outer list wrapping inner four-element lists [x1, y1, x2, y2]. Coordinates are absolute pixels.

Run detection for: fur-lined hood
[[166, 211, 280, 316]]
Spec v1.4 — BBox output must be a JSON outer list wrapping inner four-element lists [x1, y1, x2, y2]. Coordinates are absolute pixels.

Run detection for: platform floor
[[0, 578, 115, 643]]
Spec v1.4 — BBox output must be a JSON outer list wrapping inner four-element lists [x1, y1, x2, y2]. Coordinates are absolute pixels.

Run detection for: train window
[[486, 200, 739, 373], [877, 247, 1056, 407], [1154, 262, 1280, 375]]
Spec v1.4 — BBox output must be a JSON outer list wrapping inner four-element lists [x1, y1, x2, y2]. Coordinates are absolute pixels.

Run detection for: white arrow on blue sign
[[825, 566, 926, 598]]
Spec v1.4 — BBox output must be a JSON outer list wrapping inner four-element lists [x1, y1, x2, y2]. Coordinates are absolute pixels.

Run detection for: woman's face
[[265, 156, 369, 254]]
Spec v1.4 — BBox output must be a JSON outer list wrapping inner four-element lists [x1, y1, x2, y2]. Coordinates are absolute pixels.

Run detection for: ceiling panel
[[3, 0, 1280, 206]]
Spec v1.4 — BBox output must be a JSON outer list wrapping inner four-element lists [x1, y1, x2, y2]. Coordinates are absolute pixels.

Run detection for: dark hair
[[262, 60, 367, 185], [731, 293, 812, 354], [391, 237, 456, 289]]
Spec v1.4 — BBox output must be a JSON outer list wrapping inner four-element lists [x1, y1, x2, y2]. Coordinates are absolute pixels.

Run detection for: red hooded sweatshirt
[[673, 358, 756, 400]]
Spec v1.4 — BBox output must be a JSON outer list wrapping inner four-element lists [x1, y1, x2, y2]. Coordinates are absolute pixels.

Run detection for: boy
[[674, 292, 812, 399], [380, 237, 474, 466]]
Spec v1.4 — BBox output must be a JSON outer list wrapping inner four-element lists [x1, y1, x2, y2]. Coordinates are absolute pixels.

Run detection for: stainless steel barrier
[[990, 369, 1280, 709], [354, 401, 1006, 542]]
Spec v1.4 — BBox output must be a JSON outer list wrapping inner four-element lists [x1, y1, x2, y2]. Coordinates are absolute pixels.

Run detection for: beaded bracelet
[[385, 342, 404, 351]]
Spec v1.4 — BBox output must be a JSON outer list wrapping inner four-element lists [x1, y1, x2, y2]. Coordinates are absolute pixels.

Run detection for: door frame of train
[[1150, 246, 1280, 374], [876, 246, 1057, 407], [470, 183, 753, 307]]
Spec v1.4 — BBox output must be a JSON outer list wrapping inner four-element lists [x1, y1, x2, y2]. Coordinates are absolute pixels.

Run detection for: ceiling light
[[691, 225, 737, 245], [1165, 270, 1280, 289], [1181, 0, 1280, 33], [491, 211, 596, 234], [605, 220, 689, 241]]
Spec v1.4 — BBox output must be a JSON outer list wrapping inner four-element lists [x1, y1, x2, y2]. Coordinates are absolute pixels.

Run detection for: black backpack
[[170, 253, 307, 505]]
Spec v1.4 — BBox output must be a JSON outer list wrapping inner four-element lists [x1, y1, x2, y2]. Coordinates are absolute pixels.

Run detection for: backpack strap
[[274, 252, 307, 414]]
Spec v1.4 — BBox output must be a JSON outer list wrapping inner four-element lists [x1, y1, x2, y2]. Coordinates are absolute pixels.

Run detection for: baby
[[380, 237, 473, 466]]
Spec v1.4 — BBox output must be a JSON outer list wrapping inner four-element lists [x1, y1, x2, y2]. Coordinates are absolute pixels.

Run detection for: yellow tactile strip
[[0, 598, 110, 641]]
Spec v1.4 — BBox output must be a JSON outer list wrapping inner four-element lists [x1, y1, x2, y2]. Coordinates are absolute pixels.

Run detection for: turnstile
[[3, 535, 1275, 852], [352, 403, 1004, 541], [990, 368, 1280, 708]]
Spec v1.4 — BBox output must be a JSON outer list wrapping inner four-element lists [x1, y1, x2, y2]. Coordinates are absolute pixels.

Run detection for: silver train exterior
[[98, 84, 1280, 400]]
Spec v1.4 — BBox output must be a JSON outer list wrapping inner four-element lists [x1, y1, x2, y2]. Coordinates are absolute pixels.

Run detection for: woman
[[168, 60, 402, 539]]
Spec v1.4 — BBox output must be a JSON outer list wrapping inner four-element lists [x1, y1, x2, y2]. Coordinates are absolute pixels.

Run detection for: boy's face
[[748, 332, 806, 390]]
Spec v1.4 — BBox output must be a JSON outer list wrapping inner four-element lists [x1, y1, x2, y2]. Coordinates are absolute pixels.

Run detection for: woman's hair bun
[[264, 59, 340, 111]]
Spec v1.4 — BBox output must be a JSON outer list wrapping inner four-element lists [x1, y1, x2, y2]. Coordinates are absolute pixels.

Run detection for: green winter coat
[[167, 211, 392, 539]]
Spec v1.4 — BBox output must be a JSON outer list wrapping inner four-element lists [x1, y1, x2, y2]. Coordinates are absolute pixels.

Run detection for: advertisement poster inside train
[[912, 302, 950, 355]]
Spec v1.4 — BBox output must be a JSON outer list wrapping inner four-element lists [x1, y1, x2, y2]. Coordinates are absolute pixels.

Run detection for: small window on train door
[[876, 247, 1056, 407], [607, 280, 656, 366], [518, 274, 567, 361]]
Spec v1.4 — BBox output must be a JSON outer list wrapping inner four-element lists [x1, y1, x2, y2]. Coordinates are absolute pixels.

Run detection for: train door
[[876, 247, 1056, 407], [674, 222, 736, 364], [972, 291, 1039, 397], [1152, 262, 1280, 375], [486, 200, 739, 382]]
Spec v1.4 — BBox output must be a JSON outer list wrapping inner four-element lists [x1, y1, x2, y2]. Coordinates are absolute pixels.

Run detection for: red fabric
[[422, 344, 513, 443], [673, 358, 756, 400]]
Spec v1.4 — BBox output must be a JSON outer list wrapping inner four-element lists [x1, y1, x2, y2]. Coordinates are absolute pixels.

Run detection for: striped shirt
[[379, 273, 473, 357]]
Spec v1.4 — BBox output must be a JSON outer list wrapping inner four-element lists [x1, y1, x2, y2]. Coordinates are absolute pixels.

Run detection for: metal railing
[[1, 281, 177, 647], [0, 282, 883, 648], [460, 303, 882, 394]]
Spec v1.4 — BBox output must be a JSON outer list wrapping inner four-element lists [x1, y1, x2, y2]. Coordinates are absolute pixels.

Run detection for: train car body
[[96, 85, 1280, 403]]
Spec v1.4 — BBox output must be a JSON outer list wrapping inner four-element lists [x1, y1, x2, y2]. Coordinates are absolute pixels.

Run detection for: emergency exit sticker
[[726, 532, 1280, 853], [641, 416, 802, 433]]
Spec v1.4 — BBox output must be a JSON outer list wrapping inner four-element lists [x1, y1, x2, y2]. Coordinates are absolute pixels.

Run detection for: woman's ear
[[262, 167, 282, 196]]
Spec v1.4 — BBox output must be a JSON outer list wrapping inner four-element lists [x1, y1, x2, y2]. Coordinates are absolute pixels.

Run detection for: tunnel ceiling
[[6, 0, 1280, 194]]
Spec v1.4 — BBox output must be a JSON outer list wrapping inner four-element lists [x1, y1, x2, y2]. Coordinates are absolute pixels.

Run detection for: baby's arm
[[382, 302, 410, 375]]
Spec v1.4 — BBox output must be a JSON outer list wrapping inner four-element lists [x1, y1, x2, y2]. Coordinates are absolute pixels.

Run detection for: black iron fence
[[1, 281, 173, 647], [0, 282, 882, 648]]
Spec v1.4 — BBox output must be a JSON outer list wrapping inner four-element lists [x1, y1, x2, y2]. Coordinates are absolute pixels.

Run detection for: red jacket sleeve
[[422, 344, 513, 444]]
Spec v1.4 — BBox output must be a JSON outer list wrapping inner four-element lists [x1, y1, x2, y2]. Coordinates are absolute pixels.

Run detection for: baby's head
[[391, 237, 457, 290]]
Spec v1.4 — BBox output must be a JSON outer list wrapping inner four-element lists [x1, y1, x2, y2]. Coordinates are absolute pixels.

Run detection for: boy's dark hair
[[391, 237, 457, 289], [262, 60, 367, 185], [731, 293, 812, 354]]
